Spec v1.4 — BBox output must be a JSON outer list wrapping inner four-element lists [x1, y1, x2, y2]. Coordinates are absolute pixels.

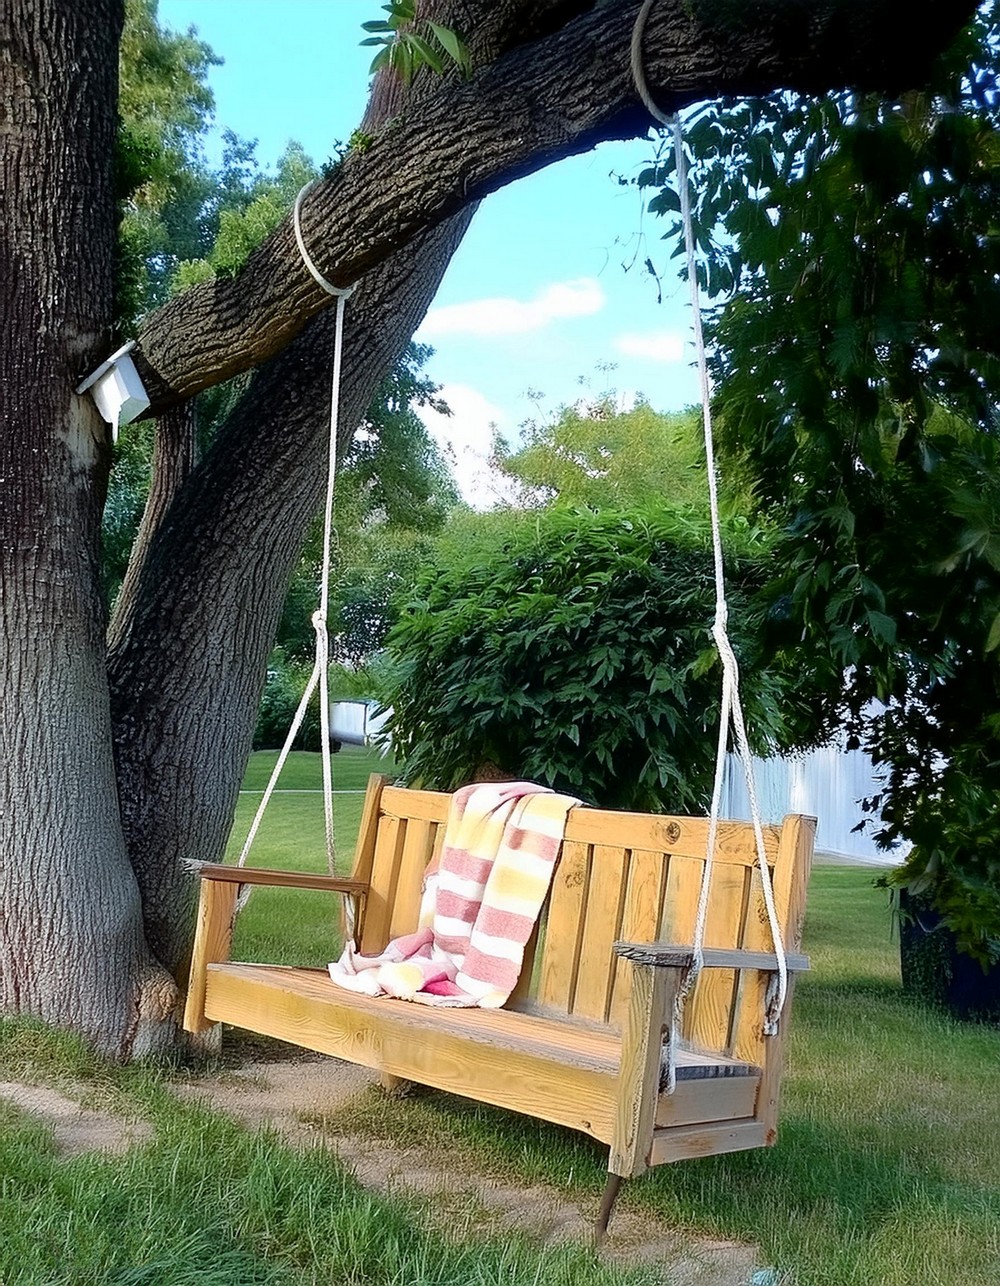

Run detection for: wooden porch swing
[[184, 3, 816, 1239], [184, 776, 813, 1236]]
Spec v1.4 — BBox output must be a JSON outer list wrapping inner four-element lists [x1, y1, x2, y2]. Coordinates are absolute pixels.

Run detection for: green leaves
[[641, 5, 1000, 954], [361, 3, 471, 84], [381, 505, 803, 813]]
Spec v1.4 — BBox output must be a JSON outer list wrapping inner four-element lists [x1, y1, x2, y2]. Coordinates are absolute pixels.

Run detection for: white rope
[[236, 181, 356, 898], [630, 3, 788, 1092]]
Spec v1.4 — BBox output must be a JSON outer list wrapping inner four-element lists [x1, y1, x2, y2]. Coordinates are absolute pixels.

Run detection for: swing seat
[[184, 774, 813, 1218]]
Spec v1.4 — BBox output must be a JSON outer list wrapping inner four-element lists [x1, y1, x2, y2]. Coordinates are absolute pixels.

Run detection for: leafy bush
[[383, 506, 810, 812]]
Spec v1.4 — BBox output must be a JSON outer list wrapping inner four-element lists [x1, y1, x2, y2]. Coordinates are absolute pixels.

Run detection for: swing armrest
[[184, 866, 369, 1036], [613, 942, 809, 973], [195, 863, 368, 898]]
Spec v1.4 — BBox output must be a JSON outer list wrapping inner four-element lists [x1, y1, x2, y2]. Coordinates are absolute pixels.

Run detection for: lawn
[[1, 750, 998, 1285]]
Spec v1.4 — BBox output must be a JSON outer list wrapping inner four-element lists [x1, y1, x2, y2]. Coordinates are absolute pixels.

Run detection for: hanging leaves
[[361, 2, 471, 83]]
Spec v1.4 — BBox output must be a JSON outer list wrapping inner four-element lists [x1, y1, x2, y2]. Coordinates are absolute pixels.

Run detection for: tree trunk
[[0, 0, 177, 1055]]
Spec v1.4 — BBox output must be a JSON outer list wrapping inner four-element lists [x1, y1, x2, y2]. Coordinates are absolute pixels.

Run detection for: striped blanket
[[327, 781, 578, 1007]]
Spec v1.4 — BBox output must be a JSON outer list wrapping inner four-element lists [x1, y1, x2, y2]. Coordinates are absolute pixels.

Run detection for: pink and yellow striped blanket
[[327, 781, 578, 1007]]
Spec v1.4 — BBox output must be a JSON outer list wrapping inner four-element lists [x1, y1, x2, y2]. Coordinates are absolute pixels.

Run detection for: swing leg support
[[594, 1173, 624, 1246]]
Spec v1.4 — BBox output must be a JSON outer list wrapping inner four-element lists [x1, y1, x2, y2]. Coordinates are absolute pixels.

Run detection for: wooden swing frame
[[185, 773, 813, 1236]]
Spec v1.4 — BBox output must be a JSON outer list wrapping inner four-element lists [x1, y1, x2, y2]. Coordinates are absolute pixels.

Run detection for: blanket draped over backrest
[[328, 781, 579, 1007]]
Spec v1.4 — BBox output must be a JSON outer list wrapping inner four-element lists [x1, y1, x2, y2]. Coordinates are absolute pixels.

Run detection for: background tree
[[0, 0, 978, 1057], [643, 2, 1000, 961], [384, 504, 810, 810]]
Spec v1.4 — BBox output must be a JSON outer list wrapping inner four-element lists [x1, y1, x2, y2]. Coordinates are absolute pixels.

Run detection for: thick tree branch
[[132, 0, 976, 413]]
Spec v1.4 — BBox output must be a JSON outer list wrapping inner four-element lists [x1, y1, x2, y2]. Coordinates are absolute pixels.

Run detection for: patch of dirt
[[0, 1081, 152, 1157], [172, 1057, 760, 1286]]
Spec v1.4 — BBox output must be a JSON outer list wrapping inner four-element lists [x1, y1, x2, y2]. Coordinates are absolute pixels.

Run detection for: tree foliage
[[496, 400, 707, 511], [644, 3, 1000, 956]]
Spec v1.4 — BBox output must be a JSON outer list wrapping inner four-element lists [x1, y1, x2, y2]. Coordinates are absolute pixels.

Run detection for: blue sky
[[157, 0, 699, 500]]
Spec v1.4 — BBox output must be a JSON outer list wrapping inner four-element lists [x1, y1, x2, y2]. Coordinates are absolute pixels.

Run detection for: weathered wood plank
[[183, 879, 240, 1034], [613, 943, 810, 973], [564, 811, 781, 866], [654, 1073, 760, 1129], [379, 786, 451, 824], [735, 814, 815, 1133], [607, 848, 667, 1029], [203, 964, 619, 1142], [683, 862, 745, 1054], [359, 815, 408, 954], [536, 840, 590, 1014], [572, 845, 627, 1022], [649, 1120, 769, 1165], [193, 864, 368, 895], [610, 961, 676, 1177], [388, 818, 435, 939]]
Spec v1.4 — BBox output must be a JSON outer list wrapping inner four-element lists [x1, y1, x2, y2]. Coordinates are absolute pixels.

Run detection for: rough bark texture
[[0, 0, 176, 1053], [107, 218, 473, 975], [109, 400, 198, 652], [0, 0, 979, 1053]]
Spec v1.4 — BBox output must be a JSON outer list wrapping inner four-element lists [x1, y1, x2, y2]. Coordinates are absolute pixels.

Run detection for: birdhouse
[[75, 341, 150, 441]]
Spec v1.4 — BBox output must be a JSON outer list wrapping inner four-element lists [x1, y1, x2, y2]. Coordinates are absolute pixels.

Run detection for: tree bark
[[109, 400, 198, 651], [0, 0, 176, 1055]]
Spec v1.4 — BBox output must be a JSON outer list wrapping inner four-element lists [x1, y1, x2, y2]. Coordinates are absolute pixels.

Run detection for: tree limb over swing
[[131, 0, 977, 412]]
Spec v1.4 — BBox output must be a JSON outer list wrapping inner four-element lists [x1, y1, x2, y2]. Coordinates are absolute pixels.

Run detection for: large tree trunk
[[107, 218, 473, 975], [0, 0, 979, 1055], [0, 0, 176, 1055]]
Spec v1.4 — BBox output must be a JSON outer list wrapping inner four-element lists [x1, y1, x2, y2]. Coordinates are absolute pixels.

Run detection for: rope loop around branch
[[293, 179, 356, 300]]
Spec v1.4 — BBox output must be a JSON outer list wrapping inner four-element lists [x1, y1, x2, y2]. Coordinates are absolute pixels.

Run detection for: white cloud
[[417, 278, 606, 339], [613, 330, 686, 363], [415, 383, 518, 511]]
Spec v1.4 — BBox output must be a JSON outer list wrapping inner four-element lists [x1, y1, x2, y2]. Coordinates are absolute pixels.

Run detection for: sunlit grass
[[227, 746, 392, 966]]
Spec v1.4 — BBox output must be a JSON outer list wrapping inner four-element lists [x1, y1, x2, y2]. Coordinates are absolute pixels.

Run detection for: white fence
[[721, 743, 905, 864]]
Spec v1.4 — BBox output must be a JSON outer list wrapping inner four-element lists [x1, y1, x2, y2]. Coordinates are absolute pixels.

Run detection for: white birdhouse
[[76, 341, 150, 441]]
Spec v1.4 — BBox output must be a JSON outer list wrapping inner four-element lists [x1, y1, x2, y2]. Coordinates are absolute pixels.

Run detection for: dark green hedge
[[383, 506, 804, 812]]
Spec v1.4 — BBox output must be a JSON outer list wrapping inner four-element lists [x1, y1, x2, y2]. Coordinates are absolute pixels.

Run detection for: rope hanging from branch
[[236, 181, 356, 919], [630, 0, 788, 1091]]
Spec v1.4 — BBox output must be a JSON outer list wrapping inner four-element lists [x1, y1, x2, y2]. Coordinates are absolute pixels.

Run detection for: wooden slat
[[359, 815, 408, 954], [660, 853, 706, 945], [536, 840, 591, 1014], [349, 775, 391, 883], [572, 844, 628, 1022], [607, 849, 668, 1028], [508, 916, 541, 1007], [610, 961, 675, 1177], [734, 814, 815, 1132], [387, 818, 435, 939], [649, 1119, 769, 1165], [194, 865, 367, 895], [654, 1073, 760, 1129], [379, 786, 451, 823], [564, 810, 781, 866], [370, 792, 781, 870], [204, 964, 618, 1142], [183, 879, 239, 1034], [685, 862, 747, 1055], [613, 944, 810, 972]]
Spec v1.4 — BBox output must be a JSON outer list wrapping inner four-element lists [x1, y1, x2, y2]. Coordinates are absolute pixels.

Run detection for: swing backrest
[[350, 775, 814, 1067]]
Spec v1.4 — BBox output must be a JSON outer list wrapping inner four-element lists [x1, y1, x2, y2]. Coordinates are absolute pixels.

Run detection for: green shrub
[[383, 506, 808, 811]]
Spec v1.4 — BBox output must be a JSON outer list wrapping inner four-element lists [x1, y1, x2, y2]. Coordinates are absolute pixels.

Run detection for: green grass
[[0, 1022, 650, 1286], [2, 761, 998, 1284], [227, 746, 392, 966]]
